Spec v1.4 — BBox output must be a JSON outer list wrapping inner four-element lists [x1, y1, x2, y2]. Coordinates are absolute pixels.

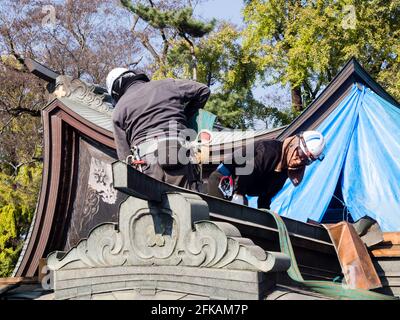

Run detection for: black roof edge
[[277, 57, 400, 139], [25, 58, 59, 83], [351, 57, 400, 107]]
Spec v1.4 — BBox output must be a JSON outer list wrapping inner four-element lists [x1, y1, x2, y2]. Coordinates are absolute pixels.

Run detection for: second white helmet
[[299, 130, 325, 161]]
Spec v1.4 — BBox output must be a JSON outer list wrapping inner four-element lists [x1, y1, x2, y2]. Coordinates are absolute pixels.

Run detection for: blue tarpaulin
[[270, 84, 400, 231]]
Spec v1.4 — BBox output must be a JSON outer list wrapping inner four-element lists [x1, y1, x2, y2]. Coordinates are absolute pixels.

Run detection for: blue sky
[[195, 0, 244, 26]]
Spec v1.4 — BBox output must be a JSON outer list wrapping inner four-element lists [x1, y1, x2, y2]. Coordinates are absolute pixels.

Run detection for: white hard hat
[[299, 130, 325, 162], [106, 67, 130, 96]]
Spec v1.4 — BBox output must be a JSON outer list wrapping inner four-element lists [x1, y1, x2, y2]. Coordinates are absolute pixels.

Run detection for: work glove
[[231, 193, 247, 206]]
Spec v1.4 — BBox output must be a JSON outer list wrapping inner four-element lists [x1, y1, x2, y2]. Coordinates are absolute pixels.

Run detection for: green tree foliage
[[195, 23, 292, 128], [0, 114, 42, 277], [161, 23, 256, 128], [0, 163, 42, 277], [122, 2, 215, 37], [0, 55, 43, 277], [0, 0, 139, 276], [120, 0, 215, 80], [243, 0, 400, 111], [196, 23, 253, 128]]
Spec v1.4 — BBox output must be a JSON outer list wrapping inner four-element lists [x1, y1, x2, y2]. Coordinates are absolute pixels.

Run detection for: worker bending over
[[207, 131, 326, 209]]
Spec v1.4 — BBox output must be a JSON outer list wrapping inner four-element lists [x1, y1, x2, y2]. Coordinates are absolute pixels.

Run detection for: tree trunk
[[182, 34, 197, 81], [190, 45, 197, 81], [291, 86, 303, 113]]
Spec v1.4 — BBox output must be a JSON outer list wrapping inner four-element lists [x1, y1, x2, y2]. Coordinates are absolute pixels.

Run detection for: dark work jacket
[[225, 140, 288, 209], [112, 79, 210, 160]]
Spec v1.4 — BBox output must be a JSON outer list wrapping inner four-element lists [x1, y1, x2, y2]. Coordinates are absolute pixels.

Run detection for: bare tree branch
[[131, 14, 140, 32], [0, 116, 16, 134], [128, 56, 144, 69], [4, 30, 28, 71], [0, 159, 40, 176], [147, 0, 170, 63], [138, 32, 161, 63], [5, 107, 41, 117]]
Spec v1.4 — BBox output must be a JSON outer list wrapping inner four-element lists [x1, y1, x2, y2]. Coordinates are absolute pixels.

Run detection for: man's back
[[112, 78, 210, 160], [238, 139, 287, 196]]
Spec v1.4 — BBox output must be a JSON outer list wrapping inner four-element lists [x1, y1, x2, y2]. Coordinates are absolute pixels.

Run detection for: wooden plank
[[383, 233, 400, 245], [323, 222, 382, 290], [370, 233, 400, 257], [371, 246, 400, 258], [0, 277, 38, 285]]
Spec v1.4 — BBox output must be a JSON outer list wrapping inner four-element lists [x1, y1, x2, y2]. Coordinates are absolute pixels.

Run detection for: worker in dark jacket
[[106, 67, 210, 190], [207, 131, 325, 209]]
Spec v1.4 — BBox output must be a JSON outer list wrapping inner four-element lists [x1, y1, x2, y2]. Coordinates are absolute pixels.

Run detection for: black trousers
[[141, 153, 200, 191]]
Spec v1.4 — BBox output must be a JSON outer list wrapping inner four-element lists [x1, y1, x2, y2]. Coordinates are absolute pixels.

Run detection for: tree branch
[[207, 61, 213, 87], [303, 79, 313, 97], [0, 116, 16, 134], [147, 0, 170, 62], [4, 30, 28, 71], [312, 80, 321, 99], [131, 14, 140, 32], [6, 107, 41, 117], [0, 159, 40, 176], [138, 33, 161, 63], [181, 33, 197, 80], [49, 33, 80, 66], [128, 56, 143, 69]]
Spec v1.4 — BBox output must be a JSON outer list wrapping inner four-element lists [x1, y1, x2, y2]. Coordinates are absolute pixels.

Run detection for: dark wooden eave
[[14, 99, 115, 277]]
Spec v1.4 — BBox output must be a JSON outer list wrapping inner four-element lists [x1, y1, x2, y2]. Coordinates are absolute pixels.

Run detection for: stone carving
[[88, 158, 117, 204], [52, 75, 112, 115], [48, 192, 289, 273]]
